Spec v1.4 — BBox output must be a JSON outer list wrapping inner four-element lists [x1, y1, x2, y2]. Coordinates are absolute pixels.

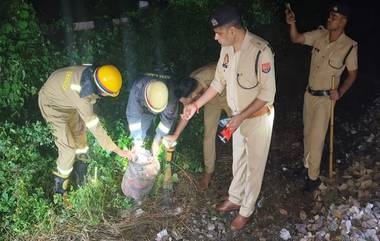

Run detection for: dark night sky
[[345, 1, 379, 105]]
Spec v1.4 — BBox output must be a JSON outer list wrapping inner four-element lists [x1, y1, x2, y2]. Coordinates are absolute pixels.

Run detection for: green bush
[[0, 121, 55, 238], [0, 0, 59, 119], [64, 120, 133, 224], [0, 120, 133, 239]]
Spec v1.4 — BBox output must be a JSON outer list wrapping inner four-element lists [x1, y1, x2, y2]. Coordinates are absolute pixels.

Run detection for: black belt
[[307, 86, 330, 96]]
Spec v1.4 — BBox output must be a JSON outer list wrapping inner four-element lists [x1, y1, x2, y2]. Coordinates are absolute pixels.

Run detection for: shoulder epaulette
[[250, 38, 269, 52]]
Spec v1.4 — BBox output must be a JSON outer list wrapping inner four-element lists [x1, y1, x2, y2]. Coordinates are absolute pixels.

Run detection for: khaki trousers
[[228, 109, 274, 217], [38, 93, 88, 175], [303, 92, 331, 180], [203, 101, 231, 174]]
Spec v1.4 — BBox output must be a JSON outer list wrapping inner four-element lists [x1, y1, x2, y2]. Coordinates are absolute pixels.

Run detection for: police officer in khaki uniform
[[182, 6, 275, 230], [285, 2, 358, 192], [164, 63, 232, 190], [39, 65, 131, 195]]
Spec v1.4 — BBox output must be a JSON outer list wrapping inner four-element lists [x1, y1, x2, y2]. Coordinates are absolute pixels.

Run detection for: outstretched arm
[[285, 8, 305, 44], [181, 86, 218, 120], [113, 146, 133, 160], [164, 117, 189, 143]]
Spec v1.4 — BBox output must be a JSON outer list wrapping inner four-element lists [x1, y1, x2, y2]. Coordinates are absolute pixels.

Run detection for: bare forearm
[[190, 85, 205, 100], [226, 98, 268, 131], [339, 70, 357, 97], [194, 86, 218, 108], [289, 23, 304, 44], [240, 99, 268, 120], [172, 118, 189, 138]]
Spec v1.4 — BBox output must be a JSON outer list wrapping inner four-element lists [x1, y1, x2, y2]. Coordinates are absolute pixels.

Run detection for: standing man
[[39, 64, 131, 195], [126, 73, 196, 158], [164, 63, 232, 190], [182, 5, 276, 230], [285, 2, 358, 192]]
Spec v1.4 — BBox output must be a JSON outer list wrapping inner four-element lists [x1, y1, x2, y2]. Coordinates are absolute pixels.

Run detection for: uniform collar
[[240, 29, 252, 51], [325, 31, 347, 45], [79, 66, 101, 98], [336, 32, 348, 44]]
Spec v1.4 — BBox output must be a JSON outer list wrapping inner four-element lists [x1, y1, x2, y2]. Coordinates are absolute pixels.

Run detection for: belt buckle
[[308, 86, 330, 96], [322, 90, 330, 96]]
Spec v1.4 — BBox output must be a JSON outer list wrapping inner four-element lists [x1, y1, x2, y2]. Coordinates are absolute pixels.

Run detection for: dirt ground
[[54, 98, 379, 241], [82, 108, 324, 241]]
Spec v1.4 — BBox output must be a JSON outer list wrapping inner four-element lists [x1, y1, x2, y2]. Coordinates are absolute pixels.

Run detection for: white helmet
[[144, 80, 168, 113]]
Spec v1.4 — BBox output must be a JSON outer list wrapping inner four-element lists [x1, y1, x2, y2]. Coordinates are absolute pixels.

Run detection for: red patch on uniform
[[261, 63, 271, 73]]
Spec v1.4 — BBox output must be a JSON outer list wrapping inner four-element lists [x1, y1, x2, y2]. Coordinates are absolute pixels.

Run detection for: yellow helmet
[[94, 65, 122, 97], [144, 80, 168, 113]]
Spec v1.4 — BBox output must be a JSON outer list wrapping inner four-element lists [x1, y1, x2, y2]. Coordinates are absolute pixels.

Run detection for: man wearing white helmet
[[126, 72, 197, 157]]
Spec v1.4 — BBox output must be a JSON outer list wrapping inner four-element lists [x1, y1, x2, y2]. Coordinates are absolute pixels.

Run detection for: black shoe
[[293, 167, 308, 181], [72, 160, 88, 188], [303, 178, 321, 192]]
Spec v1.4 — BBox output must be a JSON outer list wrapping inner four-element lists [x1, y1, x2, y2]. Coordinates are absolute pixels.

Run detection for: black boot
[[303, 178, 321, 192], [293, 167, 308, 181], [71, 152, 91, 188], [53, 172, 70, 195], [72, 160, 88, 188]]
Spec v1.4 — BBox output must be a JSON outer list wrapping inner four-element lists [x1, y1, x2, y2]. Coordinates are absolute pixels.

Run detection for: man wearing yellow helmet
[[126, 72, 197, 158], [38, 64, 131, 195]]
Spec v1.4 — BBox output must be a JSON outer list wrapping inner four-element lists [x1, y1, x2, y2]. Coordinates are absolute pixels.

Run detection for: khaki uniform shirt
[[211, 31, 276, 115], [39, 65, 117, 152], [304, 26, 358, 89], [190, 63, 228, 106]]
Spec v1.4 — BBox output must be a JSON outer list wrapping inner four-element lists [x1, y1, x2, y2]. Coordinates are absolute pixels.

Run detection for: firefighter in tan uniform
[[164, 63, 232, 190], [182, 6, 275, 230], [286, 2, 358, 192], [38, 65, 131, 195]]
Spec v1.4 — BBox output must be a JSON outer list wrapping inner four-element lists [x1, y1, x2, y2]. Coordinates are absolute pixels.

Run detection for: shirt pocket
[[236, 67, 259, 90], [328, 52, 345, 70]]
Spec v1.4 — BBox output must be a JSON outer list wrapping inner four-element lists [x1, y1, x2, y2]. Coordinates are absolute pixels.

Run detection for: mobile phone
[[285, 2, 294, 16]]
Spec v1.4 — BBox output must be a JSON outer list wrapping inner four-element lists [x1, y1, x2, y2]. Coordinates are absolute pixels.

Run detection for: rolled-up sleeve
[[257, 47, 276, 103], [303, 28, 325, 47], [210, 49, 227, 93]]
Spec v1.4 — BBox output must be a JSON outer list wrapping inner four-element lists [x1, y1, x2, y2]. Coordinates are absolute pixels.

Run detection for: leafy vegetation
[[0, 0, 59, 119], [0, 121, 55, 236]]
